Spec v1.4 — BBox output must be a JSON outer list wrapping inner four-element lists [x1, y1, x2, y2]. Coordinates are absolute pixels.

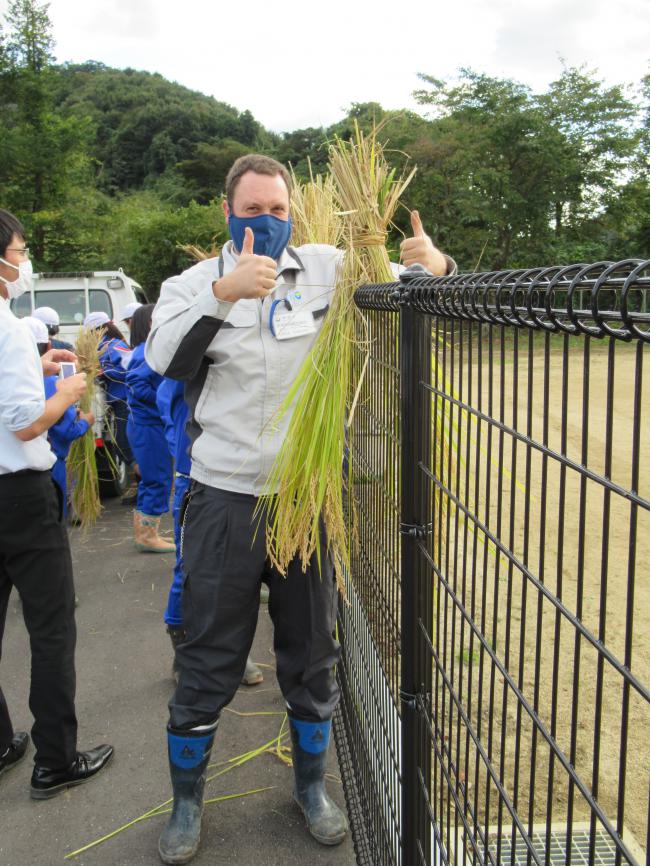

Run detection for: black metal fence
[[333, 260, 650, 866]]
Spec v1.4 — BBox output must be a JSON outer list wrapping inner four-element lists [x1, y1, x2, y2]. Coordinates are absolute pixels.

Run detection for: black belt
[[0, 468, 48, 484]]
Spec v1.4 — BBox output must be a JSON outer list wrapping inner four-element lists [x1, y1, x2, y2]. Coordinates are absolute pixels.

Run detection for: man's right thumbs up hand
[[213, 227, 277, 303], [239, 226, 256, 258]]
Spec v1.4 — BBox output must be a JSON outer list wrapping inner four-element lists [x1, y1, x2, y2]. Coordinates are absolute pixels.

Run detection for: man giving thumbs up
[[146, 154, 455, 865]]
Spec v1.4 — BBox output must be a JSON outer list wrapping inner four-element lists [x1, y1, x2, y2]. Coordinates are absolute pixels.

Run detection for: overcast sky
[[2, 0, 649, 132]]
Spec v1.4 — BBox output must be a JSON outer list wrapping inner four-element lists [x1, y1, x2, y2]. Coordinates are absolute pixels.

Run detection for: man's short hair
[[225, 155, 292, 209], [0, 209, 26, 258]]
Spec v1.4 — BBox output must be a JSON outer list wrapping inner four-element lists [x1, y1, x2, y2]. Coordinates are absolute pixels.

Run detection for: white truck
[[11, 269, 148, 497]]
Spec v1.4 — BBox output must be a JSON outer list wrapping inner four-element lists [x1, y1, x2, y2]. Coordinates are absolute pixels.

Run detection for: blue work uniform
[[125, 343, 172, 516], [44, 375, 90, 514], [99, 335, 134, 467], [156, 378, 191, 627]]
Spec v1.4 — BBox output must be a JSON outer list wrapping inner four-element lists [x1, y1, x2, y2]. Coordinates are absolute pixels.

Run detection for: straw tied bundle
[[66, 327, 105, 529], [289, 163, 342, 249], [259, 124, 416, 590]]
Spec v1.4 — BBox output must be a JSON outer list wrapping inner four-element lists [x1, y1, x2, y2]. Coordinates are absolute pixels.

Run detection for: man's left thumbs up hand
[[399, 210, 448, 276]]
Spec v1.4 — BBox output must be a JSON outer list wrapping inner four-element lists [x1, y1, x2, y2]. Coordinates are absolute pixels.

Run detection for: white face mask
[[0, 257, 33, 299]]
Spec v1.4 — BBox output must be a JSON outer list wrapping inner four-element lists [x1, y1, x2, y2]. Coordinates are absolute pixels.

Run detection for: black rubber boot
[[158, 722, 216, 865], [289, 716, 348, 846]]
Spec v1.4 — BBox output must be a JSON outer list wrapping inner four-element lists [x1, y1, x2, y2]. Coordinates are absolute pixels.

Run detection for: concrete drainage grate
[[484, 822, 645, 866]]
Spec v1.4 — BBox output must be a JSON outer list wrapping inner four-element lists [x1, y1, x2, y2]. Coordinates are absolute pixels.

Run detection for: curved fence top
[[354, 258, 650, 343]]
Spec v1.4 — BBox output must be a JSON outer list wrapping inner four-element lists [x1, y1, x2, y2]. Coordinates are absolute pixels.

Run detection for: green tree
[[177, 139, 251, 204], [51, 64, 278, 194], [597, 70, 650, 259], [539, 66, 638, 238], [5, 0, 53, 70], [412, 67, 640, 268], [274, 127, 330, 177], [0, 0, 94, 264], [90, 195, 228, 298], [413, 71, 564, 268]]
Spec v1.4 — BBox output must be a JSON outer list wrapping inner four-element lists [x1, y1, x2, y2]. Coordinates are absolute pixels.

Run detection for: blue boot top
[[290, 717, 331, 754], [168, 726, 215, 771]]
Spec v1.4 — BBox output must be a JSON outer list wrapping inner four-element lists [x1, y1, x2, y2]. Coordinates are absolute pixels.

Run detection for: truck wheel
[[96, 442, 129, 498]]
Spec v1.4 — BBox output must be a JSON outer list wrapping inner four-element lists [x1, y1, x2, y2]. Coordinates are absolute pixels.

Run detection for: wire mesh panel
[[416, 262, 650, 866], [335, 298, 403, 866], [340, 260, 650, 866]]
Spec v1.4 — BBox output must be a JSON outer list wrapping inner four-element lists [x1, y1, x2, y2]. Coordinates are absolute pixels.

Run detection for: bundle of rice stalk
[[259, 122, 416, 589], [178, 240, 221, 262], [289, 162, 343, 248], [66, 327, 105, 530]]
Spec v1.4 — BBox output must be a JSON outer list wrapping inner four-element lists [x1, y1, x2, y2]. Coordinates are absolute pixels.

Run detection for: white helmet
[[22, 315, 50, 345], [32, 306, 60, 328], [119, 301, 142, 322], [83, 311, 110, 330]]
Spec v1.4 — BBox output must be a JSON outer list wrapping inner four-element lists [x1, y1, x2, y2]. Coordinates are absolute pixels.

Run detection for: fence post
[[399, 273, 433, 866]]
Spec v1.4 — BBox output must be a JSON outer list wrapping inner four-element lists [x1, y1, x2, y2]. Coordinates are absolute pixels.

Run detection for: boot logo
[[292, 719, 330, 754], [169, 732, 213, 769]]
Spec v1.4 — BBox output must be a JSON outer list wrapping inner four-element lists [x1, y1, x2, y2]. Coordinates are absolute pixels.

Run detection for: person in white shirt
[[0, 208, 114, 798]]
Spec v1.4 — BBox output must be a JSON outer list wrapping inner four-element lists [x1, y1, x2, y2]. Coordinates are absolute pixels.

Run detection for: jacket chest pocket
[[285, 302, 330, 341], [209, 305, 258, 359], [221, 303, 257, 330]]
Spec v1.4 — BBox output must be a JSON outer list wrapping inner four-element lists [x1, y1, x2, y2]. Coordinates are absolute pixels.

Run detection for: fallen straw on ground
[[65, 715, 291, 859]]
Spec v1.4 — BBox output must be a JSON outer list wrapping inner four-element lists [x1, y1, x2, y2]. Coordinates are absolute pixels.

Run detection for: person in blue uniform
[[84, 311, 134, 473], [155, 378, 190, 655], [119, 301, 141, 331], [126, 305, 175, 553], [45, 379, 94, 516], [32, 307, 74, 352]]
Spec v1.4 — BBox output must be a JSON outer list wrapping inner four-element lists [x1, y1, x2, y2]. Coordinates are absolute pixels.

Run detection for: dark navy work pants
[[169, 483, 340, 730]]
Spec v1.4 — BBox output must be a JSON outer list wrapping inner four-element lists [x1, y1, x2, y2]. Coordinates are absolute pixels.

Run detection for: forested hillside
[[1, 0, 648, 297], [51, 63, 276, 196]]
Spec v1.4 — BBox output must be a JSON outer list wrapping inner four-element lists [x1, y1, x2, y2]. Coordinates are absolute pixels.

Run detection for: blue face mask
[[228, 213, 293, 260]]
